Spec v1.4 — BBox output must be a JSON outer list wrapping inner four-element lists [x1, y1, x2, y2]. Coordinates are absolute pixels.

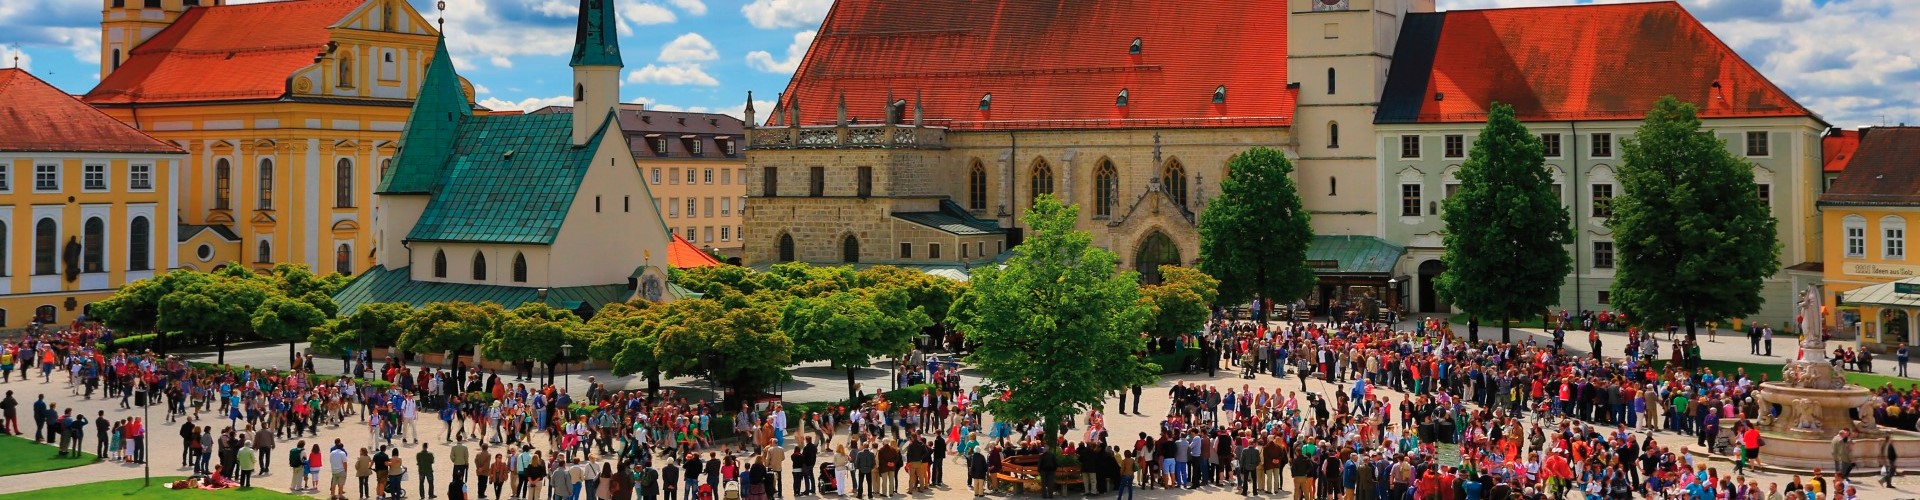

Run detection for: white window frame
[[685, 168, 696, 184], [703, 168, 713, 184], [1746, 131, 1771, 158], [1399, 183, 1422, 217], [720, 226, 731, 242], [129, 164, 153, 191], [651, 168, 662, 184], [1592, 241, 1615, 269], [34, 164, 59, 192], [1844, 215, 1867, 258], [721, 198, 731, 216], [667, 197, 679, 217], [1590, 133, 1614, 158], [1443, 135, 1465, 158], [1541, 133, 1563, 158], [1885, 215, 1907, 260], [1399, 135, 1420, 159], [686, 198, 696, 218], [82, 164, 108, 191], [0, 164, 10, 192]]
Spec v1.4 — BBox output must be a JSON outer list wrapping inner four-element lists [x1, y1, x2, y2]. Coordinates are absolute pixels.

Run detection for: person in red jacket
[[1542, 452, 1575, 499]]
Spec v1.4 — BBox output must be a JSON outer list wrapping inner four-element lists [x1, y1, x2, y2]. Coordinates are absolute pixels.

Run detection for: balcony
[[747, 123, 947, 150]]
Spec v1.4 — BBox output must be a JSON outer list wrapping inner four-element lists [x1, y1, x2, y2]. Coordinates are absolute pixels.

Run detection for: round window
[[197, 244, 214, 261]]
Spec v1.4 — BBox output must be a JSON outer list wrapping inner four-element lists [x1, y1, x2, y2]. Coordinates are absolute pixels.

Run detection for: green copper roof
[[569, 0, 622, 67], [1305, 235, 1405, 275], [380, 35, 472, 195], [332, 265, 632, 316], [404, 111, 616, 244]]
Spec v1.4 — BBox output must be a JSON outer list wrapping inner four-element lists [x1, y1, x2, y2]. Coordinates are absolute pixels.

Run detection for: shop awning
[[1839, 277, 1920, 309], [1305, 235, 1405, 276]]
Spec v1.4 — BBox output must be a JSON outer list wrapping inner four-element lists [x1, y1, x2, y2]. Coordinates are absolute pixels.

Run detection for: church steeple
[[570, 0, 622, 68], [380, 34, 471, 195], [570, 0, 623, 145]]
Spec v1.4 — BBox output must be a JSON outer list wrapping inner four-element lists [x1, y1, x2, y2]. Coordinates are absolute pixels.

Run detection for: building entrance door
[[1417, 259, 1449, 313]]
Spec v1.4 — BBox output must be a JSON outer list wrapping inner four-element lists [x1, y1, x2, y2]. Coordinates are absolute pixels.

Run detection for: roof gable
[[668, 234, 722, 268], [1820, 128, 1920, 206], [1378, 2, 1810, 124], [778, 0, 1293, 131], [403, 112, 615, 244], [86, 0, 366, 105], [0, 69, 183, 154]]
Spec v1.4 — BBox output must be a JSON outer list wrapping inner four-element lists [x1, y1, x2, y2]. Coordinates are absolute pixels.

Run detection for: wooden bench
[[990, 472, 1085, 496]]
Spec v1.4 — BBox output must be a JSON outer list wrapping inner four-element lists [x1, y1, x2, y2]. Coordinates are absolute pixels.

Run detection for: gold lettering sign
[[1846, 262, 1920, 278]]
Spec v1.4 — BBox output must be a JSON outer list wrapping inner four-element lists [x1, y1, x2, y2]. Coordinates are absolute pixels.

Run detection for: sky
[[0, 0, 1911, 128]]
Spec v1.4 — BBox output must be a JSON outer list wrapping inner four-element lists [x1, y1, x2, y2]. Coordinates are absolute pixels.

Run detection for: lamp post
[[560, 343, 574, 394], [141, 376, 150, 486]]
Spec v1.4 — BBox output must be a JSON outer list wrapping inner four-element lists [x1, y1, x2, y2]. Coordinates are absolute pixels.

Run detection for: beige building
[[613, 106, 747, 261], [1369, 2, 1826, 326]]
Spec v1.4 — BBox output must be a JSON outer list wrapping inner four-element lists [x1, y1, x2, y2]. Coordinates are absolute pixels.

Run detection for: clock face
[[1315, 0, 1350, 11]]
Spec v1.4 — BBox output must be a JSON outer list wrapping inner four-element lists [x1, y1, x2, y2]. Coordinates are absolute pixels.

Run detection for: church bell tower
[[570, 0, 623, 146], [100, 0, 217, 79]]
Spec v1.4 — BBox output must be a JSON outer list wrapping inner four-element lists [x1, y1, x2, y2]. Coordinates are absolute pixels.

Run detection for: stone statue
[[1793, 398, 1823, 431], [1857, 401, 1882, 433], [1798, 286, 1825, 350]]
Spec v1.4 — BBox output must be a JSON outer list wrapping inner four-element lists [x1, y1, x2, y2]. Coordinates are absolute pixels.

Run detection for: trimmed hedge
[[187, 361, 393, 390]]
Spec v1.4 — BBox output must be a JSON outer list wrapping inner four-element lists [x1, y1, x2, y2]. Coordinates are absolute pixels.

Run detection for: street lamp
[[560, 343, 574, 394]]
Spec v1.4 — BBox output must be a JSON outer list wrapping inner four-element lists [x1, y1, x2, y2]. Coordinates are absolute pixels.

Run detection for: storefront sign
[[1899, 283, 1920, 295], [1846, 262, 1920, 278]]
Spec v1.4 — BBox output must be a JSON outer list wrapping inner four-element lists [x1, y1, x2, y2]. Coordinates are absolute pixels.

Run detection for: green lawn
[[1651, 358, 1920, 390], [0, 476, 310, 500], [0, 433, 98, 476]]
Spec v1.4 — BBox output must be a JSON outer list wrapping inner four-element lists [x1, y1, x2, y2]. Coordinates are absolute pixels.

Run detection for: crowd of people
[[8, 305, 1920, 500]]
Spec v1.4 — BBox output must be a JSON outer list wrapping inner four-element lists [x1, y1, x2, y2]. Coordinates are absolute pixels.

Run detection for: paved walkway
[[4, 319, 1920, 499]]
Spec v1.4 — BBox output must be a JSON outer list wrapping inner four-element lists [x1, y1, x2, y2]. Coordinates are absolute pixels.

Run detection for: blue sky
[[0, 0, 1911, 127]]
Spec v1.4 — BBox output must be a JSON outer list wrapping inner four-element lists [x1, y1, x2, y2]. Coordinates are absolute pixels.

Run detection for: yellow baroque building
[[1819, 127, 1920, 351], [0, 69, 187, 330], [84, 0, 471, 276]]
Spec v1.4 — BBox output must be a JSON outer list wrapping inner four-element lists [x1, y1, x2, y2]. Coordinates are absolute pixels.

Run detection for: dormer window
[[647, 135, 667, 156], [687, 137, 704, 155], [1129, 38, 1142, 55], [1213, 85, 1226, 104], [1116, 89, 1129, 107], [979, 93, 992, 111]]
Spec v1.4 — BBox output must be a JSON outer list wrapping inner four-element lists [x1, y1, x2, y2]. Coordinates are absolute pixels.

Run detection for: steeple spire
[[570, 0, 622, 68], [381, 34, 471, 194]]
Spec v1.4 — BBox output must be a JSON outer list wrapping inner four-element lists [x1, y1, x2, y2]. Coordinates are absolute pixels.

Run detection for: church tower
[[100, 0, 220, 78], [570, 0, 623, 145], [1288, 0, 1433, 236]]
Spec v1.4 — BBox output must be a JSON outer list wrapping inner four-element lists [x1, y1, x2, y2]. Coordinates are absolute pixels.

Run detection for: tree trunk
[[646, 369, 661, 401], [1042, 412, 1063, 455], [1685, 310, 1698, 339], [1502, 315, 1512, 343], [217, 331, 227, 365], [288, 341, 298, 369], [156, 331, 167, 357], [847, 367, 859, 401]]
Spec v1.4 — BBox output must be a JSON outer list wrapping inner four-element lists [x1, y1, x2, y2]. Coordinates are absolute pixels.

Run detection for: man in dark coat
[[1037, 450, 1058, 499], [967, 449, 989, 497]]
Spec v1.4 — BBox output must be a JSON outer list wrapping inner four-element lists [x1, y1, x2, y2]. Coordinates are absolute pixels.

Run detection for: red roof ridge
[[85, 0, 369, 105], [1439, 0, 1680, 14], [1659, 1, 1816, 120], [0, 69, 183, 154]]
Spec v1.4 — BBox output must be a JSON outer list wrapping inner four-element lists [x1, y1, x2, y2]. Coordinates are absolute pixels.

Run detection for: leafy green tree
[[1140, 265, 1220, 339], [651, 299, 794, 407], [398, 301, 504, 366], [93, 270, 217, 353], [783, 287, 932, 399], [158, 275, 272, 364], [951, 195, 1155, 454], [482, 302, 588, 385], [311, 301, 412, 357], [1198, 147, 1315, 319], [588, 302, 672, 398], [1609, 96, 1780, 337], [253, 295, 329, 363], [1436, 103, 1574, 343]]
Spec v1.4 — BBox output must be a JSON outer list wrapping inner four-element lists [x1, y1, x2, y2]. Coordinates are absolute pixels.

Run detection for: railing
[[747, 123, 948, 150]]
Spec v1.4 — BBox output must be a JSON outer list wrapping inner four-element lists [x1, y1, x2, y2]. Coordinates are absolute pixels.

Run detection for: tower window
[[1328, 122, 1340, 148], [1327, 67, 1336, 95], [258, 158, 274, 210], [575, 84, 584, 101]]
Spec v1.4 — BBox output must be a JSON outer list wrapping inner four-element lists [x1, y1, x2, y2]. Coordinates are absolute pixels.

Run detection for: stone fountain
[[1750, 285, 1920, 473]]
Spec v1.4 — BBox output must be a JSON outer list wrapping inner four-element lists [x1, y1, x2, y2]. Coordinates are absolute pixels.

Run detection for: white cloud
[[0, 47, 32, 71], [478, 95, 572, 112], [741, 0, 831, 29], [669, 0, 707, 16], [626, 64, 719, 86], [745, 30, 814, 73], [473, 84, 492, 95], [659, 33, 718, 63], [617, 0, 678, 37], [724, 99, 779, 122]]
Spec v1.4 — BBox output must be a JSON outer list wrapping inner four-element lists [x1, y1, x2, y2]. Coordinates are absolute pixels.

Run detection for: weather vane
[[436, 1, 446, 29]]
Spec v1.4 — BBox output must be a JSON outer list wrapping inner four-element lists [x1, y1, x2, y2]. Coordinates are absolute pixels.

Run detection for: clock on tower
[[1314, 0, 1350, 11]]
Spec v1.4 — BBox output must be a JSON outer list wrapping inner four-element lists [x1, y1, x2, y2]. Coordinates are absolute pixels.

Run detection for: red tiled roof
[[1380, 2, 1811, 123], [85, 0, 365, 105], [1824, 130, 1861, 173], [775, 0, 1294, 131], [1819, 127, 1920, 206], [0, 69, 182, 154], [668, 234, 721, 268]]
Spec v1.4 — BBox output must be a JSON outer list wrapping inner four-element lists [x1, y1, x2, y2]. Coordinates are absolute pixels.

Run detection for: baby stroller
[[817, 463, 837, 492], [388, 465, 410, 499]]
